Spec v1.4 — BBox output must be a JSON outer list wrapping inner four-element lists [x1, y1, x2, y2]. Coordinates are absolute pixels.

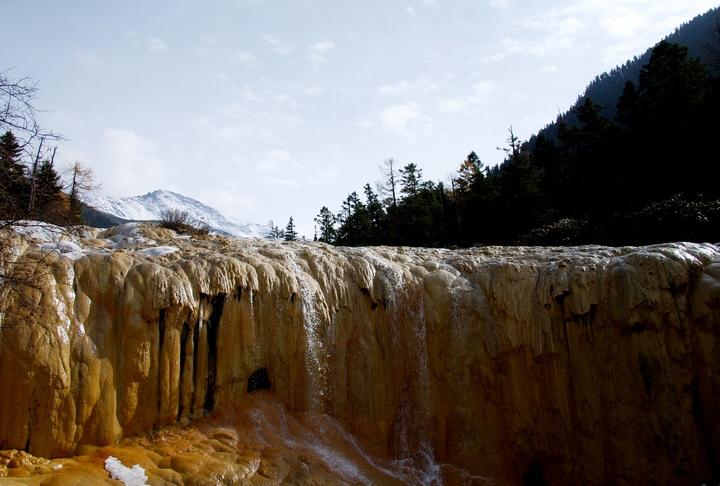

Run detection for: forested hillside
[[538, 7, 720, 143], [313, 9, 720, 247]]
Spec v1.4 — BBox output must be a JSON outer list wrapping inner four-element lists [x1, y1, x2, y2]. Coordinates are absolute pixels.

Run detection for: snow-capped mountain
[[87, 190, 270, 239]]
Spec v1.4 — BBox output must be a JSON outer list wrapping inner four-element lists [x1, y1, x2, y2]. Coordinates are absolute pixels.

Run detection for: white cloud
[[484, 11, 583, 63], [471, 81, 496, 98], [148, 38, 169, 54], [201, 188, 260, 218], [274, 92, 300, 107], [405, 6, 415, 14], [73, 49, 101, 66], [378, 103, 433, 140], [303, 85, 325, 96], [437, 80, 496, 114], [124, 31, 140, 46], [436, 98, 464, 113], [197, 110, 275, 141], [95, 129, 171, 196], [490, 0, 511, 9], [235, 85, 265, 102], [255, 149, 302, 186], [488, 1, 715, 69], [191, 36, 220, 56], [210, 71, 230, 82], [261, 33, 293, 55], [377, 77, 438, 96], [232, 51, 256, 64], [307, 41, 335, 71]]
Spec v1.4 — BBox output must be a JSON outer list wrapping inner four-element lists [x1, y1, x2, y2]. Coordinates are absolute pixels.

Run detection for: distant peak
[[89, 190, 269, 239]]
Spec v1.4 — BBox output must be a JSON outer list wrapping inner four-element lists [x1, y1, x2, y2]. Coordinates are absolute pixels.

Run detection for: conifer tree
[[363, 183, 385, 244], [336, 192, 366, 246], [32, 158, 63, 220], [314, 206, 336, 243], [0, 130, 29, 219], [284, 216, 298, 241], [399, 163, 422, 197]]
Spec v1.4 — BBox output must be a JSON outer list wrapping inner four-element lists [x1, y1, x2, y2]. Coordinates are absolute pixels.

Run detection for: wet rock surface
[[0, 223, 718, 484]]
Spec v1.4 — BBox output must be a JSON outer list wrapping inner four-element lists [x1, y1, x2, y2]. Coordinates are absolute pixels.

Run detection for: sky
[[2, 1, 718, 238]]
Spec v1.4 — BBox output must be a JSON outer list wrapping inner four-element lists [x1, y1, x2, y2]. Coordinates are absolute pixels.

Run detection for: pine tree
[[284, 216, 298, 241], [336, 192, 367, 246], [0, 130, 29, 219], [363, 183, 385, 244], [399, 163, 422, 197], [32, 158, 63, 220], [314, 206, 336, 243]]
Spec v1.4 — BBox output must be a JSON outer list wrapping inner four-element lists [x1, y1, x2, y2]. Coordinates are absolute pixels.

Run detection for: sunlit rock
[[0, 223, 718, 484]]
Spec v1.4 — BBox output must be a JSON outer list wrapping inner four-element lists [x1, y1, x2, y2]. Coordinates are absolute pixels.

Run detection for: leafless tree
[[1, 69, 62, 154], [376, 157, 399, 209], [0, 70, 64, 332], [65, 161, 101, 224]]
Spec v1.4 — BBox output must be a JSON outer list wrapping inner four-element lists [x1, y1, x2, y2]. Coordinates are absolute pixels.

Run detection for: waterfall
[[1, 226, 718, 485], [291, 254, 331, 411], [350, 247, 442, 484]]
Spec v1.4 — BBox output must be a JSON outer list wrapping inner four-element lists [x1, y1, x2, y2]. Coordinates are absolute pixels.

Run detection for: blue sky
[[3, 0, 718, 237]]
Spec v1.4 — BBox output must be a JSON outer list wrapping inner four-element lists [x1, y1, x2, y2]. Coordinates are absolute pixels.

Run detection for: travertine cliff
[[0, 223, 718, 484]]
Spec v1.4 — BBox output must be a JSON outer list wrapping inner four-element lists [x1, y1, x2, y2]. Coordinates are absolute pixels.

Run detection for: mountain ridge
[[86, 190, 270, 239], [530, 7, 719, 146]]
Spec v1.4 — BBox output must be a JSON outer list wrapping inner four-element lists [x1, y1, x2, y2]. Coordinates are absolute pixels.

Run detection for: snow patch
[[100, 223, 146, 249], [136, 246, 179, 257], [12, 221, 68, 243], [88, 190, 270, 238], [41, 240, 85, 260], [104, 456, 148, 486]]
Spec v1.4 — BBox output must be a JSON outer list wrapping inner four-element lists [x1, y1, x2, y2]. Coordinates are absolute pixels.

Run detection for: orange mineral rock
[[0, 222, 718, 484]]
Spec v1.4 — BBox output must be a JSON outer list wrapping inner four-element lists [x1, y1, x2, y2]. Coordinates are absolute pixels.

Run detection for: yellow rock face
[[0, 223, 719, 484]]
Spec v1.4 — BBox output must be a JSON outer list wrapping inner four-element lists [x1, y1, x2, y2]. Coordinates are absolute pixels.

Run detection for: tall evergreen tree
[[363, 183, 385, 244], [32, 158, 63, 220], [399, 163, 422, 197], [284, 216, 298, 241], [314, 206, 336, 243], [0, 130, 29, 219], [336, 192, 367, 246], [618, 40, 714, 204]]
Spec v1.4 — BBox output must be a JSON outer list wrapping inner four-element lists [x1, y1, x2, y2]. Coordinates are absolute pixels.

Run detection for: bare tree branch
[[0, 68, 63, 161]]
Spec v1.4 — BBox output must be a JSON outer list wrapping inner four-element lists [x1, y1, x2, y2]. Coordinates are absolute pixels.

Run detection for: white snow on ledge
[[136, 246, 179, 257], [104, 456, 148, 486]]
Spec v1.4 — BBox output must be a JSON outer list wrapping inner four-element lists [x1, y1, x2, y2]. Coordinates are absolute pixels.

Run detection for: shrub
[[159, 209, 210, 236]]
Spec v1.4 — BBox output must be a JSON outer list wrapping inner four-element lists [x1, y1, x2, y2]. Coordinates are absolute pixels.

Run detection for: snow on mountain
[[87, 190, 270, 239]]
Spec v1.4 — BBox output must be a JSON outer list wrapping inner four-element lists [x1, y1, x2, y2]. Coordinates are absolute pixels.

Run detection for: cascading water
[[2, 225, 718, 485], [349, 247, 443, 484], [290, 253, 331, 411]]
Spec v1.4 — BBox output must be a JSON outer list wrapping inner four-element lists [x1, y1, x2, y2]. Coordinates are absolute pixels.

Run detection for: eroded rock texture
[[0, 224, 718, 484]]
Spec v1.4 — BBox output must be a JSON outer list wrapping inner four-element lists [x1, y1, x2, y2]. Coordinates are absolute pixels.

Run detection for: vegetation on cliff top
[[3, 10, 720, 248], [314, 11, 720, 247]]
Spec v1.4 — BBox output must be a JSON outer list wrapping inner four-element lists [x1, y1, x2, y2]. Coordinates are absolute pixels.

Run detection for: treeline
[[315, 40, 720, 247], [0, 130, 94, 226], [1, 70, 99, 227]]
